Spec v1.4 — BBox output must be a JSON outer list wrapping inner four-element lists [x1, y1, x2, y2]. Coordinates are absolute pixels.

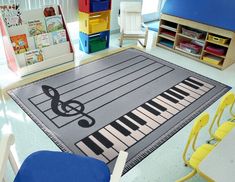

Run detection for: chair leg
[[119, 32, 124, 47], [176, 169, 197, 182], [143, 27, 149, 47]]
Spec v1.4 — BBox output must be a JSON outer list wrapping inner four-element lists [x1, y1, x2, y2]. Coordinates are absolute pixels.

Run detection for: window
[[142, 0, 165, 22]]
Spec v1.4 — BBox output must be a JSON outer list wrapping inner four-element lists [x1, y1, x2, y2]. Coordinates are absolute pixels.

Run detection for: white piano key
[[189, 77, 214, 89], [99, 128, 128, 151], [145, 102, 172, 119], [76, 142, 108, 163], [157, 95, 185, 111], [132, 110, 160, 129], [105, 125, 136, 146], [152, 98, 179, 115], [179, 83, 205, 95], [89, 135, 118, 161], [100, 129, 128, 152], [175, 85, 201, 99], [186, 79, 210, 92], [124, 115, 152, 135], [164, 92, 190, 107], [169, 88, 196, 103], [116, 120, 145, 140], [183, 80, 207, 94], [137, 106, 166, 124]]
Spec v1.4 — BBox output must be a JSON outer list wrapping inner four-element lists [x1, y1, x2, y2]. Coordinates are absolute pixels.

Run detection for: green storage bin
[[89, 37, 107, 53]]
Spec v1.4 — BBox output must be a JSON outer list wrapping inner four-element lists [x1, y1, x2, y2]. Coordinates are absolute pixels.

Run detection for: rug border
[[5, 47, 232, 174]]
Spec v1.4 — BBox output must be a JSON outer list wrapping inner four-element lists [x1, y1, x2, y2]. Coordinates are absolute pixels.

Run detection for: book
[[0, 4, 22, 27], [10, 34, 29, 54], [34, 33, 51, 48], [28, 19, 46, 36], [45, 15, 63, 32], [25, 49, 44, 66], [51, 29, 67, 44], [44, 7, 56, 17]]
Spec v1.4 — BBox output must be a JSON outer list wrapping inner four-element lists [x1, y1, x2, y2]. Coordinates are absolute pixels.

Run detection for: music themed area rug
[[9, 48, 230, 173]]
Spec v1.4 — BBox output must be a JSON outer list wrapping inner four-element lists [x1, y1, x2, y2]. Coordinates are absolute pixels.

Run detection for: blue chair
[[0, 134, 128, 182]]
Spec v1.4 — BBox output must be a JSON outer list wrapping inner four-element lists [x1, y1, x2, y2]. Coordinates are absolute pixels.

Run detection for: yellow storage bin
[[79, 11, 110, 35], [202, 54, 223, 66], [208, 35, 229, 45], [89, 19, 107, 33]]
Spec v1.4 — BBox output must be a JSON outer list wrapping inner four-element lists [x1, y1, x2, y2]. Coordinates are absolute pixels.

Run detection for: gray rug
[[9, 48, 230, 173]]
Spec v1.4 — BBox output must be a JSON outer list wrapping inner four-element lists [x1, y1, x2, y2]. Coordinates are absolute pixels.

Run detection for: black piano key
[[148, 100, 167, 111], [111, 122, 131, 136], [83, 137, 104, 155], [172, 87, 190, 96], [119, 117, 139, 131], [93, 131, 113, 148], [182, 80, 199, 89], [187, 78, 204, 87], [166, 90, 184, 100], [142, 104, 161, 116], [127, 112, 146, 125], [160, 93, 179, 104]]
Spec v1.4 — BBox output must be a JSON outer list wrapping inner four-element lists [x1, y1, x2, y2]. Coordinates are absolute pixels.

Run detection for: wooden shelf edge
[[156, 43, 174, 51], [206, 39, 229, 48], [203, 50, 226, 59], [158, 34, 175, 41], [175, 46, 201, 58], [160, 25, 177, 32], [177, 33, 205, 44]]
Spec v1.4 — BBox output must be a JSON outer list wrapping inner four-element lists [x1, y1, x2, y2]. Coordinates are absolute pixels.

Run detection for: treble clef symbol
[[42, 85, 95, 128]]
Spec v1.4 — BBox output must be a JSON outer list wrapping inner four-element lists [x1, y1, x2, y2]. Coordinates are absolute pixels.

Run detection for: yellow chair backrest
[[209, 92, 235, 137], [183, 112, 210, 165], [217, 91, 235, 114]]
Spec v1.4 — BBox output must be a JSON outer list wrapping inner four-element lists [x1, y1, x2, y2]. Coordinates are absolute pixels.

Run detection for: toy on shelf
[[0, 5, 74, 76], [78, 0, 111, 54]]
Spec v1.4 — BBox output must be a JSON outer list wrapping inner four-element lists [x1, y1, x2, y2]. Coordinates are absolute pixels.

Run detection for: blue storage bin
[[90, 0, 111, 12], [79, 30, 110, 53]]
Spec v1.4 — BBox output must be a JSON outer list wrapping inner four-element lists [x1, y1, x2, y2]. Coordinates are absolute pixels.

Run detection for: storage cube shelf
[[79, 31, 110, 53], [79, 0, 111, 13], [79, 11, 110, 34], [79, 0, 111, 54], [156, 14, 235, 70]]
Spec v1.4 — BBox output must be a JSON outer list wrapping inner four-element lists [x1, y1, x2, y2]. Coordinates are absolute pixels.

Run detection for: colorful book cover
[[0, 4, 22, 27], [34, 33, 50, 48], [51, 29, 67, 44], [45, 15, 63, 32], [28, 19, 46, 36], [25, 49, 44, 66], [10, 34, 29, 54]]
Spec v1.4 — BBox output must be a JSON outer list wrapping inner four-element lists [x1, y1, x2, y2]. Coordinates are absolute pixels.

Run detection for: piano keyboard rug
[[8, 48, 231, 173]]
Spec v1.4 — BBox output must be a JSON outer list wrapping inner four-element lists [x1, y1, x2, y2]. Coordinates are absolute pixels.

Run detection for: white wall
[[110, 0, 121, 31]]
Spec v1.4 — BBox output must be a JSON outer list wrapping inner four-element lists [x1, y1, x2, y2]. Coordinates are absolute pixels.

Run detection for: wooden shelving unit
[[156, 14, 235, 70]]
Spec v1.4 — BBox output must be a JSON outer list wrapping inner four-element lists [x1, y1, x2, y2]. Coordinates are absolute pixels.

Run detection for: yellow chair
[[176, 113, 215, 182], [209, 91, 235, 141]]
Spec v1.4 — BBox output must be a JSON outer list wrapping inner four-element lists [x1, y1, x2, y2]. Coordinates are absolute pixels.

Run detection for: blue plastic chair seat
[[14, 151, 110, 182]]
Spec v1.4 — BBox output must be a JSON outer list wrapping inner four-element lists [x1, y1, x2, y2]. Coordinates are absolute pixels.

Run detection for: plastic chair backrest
[[216, 91, 235, 114], [0, 134, 19, 182], [182, 113, 210, 164], [120, 2, 142, 32], [0, 133, 128, 182], [209, 92, 235, 137]]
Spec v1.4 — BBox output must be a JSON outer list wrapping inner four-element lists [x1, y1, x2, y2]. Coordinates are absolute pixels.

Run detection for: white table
[[199, 129, 235, 182]]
